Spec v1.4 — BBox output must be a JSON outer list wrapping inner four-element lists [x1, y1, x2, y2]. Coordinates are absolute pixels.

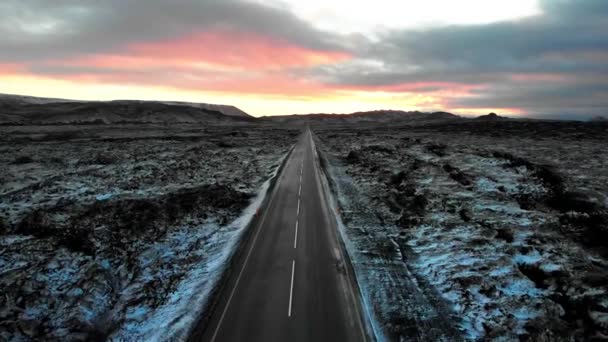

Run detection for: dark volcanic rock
[[443, 164, 473, 186], [533, 164, 565, 195], [389, 171, 407, 187], [346, 150, 361, 164], [395, 191, 429, 229], [15, 184, 251, 255], [12, 155, 34, 164], [459, 208, 472, 222], [426, 143, 447, 157], [495, 228, 514, 243], [92, 153, 116, 165], [518, 263, 551, 289], [366, 144, 394, 154], [549, 191, 601, 213]]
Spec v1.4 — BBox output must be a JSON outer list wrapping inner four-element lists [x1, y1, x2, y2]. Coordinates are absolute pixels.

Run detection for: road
[[191, 128, 370, 342]]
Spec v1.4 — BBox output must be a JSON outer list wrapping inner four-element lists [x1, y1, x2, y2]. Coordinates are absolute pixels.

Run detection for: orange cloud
[[451, 107, 525, 116], [57, 70, 331, 97]]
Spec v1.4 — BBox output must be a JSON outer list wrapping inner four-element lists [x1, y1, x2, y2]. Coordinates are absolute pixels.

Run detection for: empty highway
[[191, 128, 370, 342]]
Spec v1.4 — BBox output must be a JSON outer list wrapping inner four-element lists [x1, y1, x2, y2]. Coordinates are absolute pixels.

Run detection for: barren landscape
[[0, 122, 297, 340], [315, 119, 608, 340], [1, 94, 607, 342]]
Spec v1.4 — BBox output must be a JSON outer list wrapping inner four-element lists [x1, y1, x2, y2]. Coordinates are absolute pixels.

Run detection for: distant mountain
[[160, 101, 250, 118], [0, 94, 76, 105], [474, 112, 508, 121], [0, 93, 253, 124], [263, 110, 461, 125]]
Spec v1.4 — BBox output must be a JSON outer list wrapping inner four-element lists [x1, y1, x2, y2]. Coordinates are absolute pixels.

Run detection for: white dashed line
[[294, 220, 298, 249], [288, 260, 295, 317], [297, 198, 300, 216]]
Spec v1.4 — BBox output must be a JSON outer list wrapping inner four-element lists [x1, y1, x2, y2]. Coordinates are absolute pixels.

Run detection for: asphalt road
[[192, 128, 370, 342]]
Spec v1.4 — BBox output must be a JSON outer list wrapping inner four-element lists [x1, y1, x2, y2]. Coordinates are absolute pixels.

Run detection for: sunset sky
[[1, 0, 607, 118]]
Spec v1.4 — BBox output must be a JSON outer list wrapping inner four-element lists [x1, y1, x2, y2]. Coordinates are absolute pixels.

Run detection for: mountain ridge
[[0, 93, 253, 125], [261, 109, 461, 124]]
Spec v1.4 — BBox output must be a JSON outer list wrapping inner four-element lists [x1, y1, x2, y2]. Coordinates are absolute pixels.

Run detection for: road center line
[[297, 198, 300, 216], [288, 259, 295, 317], [298, 184, 301, 197], [294, 220, 298, 249]]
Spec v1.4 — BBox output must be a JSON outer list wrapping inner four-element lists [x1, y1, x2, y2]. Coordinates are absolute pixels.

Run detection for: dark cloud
[[345, 0, 608, 78], [0, 0, 348, 62], [314, 0, 608, 115], [454, 81, 608, 111]]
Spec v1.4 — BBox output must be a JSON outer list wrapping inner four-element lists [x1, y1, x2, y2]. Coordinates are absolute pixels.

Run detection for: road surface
[[191, 128, 370, 342]]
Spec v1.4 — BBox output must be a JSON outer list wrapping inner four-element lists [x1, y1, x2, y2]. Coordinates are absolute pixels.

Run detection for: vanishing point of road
[[190, 128, 371, 342]]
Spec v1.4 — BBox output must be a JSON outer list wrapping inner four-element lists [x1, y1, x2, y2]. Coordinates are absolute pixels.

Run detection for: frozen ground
[[0, 124, 297, 341], [315, 120, 608, 341]]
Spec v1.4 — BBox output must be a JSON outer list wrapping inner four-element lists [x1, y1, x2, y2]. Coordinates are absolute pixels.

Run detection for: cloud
[[0, 0, 607, 117], [0, 63, 23, 74], [454, 81, 608, 113], [38, 29, 350, 75], [0, 0, 354, 97], [0, 0, 351, 62], [312, 0, 608, 116]]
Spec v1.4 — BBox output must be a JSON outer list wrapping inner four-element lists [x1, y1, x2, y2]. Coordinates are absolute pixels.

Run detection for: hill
[[0, 94, 253, 125], [474, 112, 509, 121], [262, 110, 461, 125]]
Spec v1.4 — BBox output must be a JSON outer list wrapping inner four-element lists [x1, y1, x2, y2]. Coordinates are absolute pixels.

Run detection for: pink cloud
[[55, 29, 351, 72], [0, 63, 24, 74], [27, 29, 353, 96], [132, 30, 351, 69]]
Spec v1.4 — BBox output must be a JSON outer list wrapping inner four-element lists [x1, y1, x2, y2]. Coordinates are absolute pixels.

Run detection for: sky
[[1, 0, 607, 118]]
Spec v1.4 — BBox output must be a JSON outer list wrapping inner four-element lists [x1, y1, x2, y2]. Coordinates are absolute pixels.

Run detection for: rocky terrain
[[0, 123, 297, 340], [315, 120, 608, 341]]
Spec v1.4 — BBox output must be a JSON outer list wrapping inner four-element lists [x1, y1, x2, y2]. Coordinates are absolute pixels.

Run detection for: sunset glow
[[1, 0, 607, 118]]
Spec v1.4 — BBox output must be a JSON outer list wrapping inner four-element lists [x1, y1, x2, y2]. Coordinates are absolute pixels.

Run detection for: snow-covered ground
[[0, 124, 297, 341], [316, 121, 608, 341]]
